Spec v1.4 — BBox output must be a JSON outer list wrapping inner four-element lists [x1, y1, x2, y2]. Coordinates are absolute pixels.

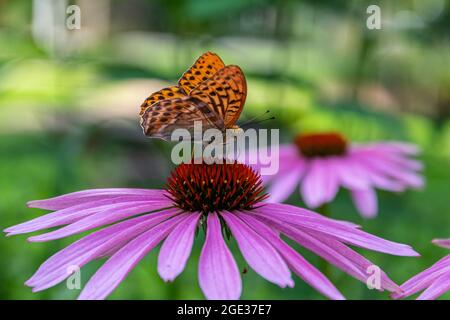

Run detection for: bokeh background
[[0, 0, 449, 300]]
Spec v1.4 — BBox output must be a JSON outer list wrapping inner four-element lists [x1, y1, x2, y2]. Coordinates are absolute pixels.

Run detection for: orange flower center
[[294, 132, 348, 158], [165, 161, 267, 214]]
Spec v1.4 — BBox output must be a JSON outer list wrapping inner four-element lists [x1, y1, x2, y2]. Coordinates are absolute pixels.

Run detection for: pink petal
[[239, 212, 344, 300], [258, 202, 360, 229], [433, 238, 450, 249], [351, 188, 378, 218], [27, 188, 167, 210], [158, 212, 201, 282], [362, 142, 421, 155], [220, 211, 294, 288], [248, 144, 302, 185], [78, 213, 189, 300], [254, 204, 419, 257], [267, 163, 304, 203], [300, 158, 338, 208], [253, 212, 400, 292], [27, 209, 180, 291], [305, 230, 401, 292], [375, 152, 423, 171], [28, 201, 172, 242], [392, 255, 450, 299], [355, 160, 405, 192], [354, 151, 424, 189], [271, 220, 367, 283], [331, 156, 371, 190], [198, 213, 241, 300], [5, 196, 170, 236], [417, 271, 450, 300]]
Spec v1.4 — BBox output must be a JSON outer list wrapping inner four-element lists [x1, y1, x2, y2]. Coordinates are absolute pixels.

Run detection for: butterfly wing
[[140, 96, 224, 140], [189, 65, 247, 128], [139, 52, 246, 140], [178, 52, 225, 94], [139, 86, 187, 116]]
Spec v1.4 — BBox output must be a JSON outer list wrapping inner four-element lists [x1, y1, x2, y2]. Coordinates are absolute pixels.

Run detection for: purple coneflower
[[250, 132, 423, 218], [5, 161, 419, 300], [393, 238, 450, 300]]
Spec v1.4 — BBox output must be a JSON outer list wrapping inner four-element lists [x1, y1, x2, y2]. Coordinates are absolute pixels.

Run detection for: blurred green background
[[0, 0, 449, 300]]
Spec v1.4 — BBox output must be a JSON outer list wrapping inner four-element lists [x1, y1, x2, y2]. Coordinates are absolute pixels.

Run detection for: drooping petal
[[270, 219, 367, 283], [78, 213, 189, 300], [220, 211, 294, 288], [253, 211, 400, 292], [417, 272, 450, 300], [158, 212, 201, 282], [267, 164, 304, 203], [355, 160, 405, 192], [27, 209, 180, 291], [238, 212, 344, 300], [374, 152, 423, 171], [351, 188, 378, 218], [257, 202, 360, 229], [304, 229, 401, 293], [254, 203, 419, 257], [27, 188, 168, 210], [433, 238, 450, 249], [392, 255, 450, 299], [331, 156, 371, 190], [362, 142, 421, 155], [28, 201, 172, 242], [247, 144, 302, 185], [354, 151, 424, 189], [198, 213, 241, 300], [300, 158, 338, 208], [5, 196, 171, 236]]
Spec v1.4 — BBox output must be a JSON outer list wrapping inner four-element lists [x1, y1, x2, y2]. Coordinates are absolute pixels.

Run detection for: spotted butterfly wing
[[140, 96, 223, 140], [189, 65, 246, 128], [139, 86, 186, 116], [139, 52, 246, 140], [178, 52, 225, 94], [139, 52, 224, 117]]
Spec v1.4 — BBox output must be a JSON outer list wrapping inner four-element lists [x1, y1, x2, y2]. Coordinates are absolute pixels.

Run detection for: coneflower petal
[[354, 152, 424, 189], [331, 156, 371, 190], [416, 272, 450, 300], [78, 213, 189, 300], [28, 209, 180, 291], [300, 158, 338, 208], [364, 142, 421, 155], [433, 238, 450, 250], [267, 165, 303, 203], [238, 212, 345, 300], [221, 211, 294, 288], [28, 201, 173, 242], [158, 212, 201, 282], [354, 160, 406, 192], [5, 196, 170, 235], [198, 213, 241, 300], [254, 204, 419, 257], [27, 188, 167, 210], [392, 255, 450, 299], [260, 214, 401, 292], [257, 203, 360, 228], [350, 188, 378, 219]]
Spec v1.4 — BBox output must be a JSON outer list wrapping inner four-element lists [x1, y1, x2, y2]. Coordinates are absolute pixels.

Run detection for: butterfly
[[139, 52, 247, 141]]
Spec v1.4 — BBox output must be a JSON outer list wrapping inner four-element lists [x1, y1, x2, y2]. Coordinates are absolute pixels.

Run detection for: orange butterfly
[[139, 52, 247, 140]]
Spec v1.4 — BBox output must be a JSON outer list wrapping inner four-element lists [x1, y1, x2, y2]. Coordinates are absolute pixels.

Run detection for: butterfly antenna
[[240, 110, 271, 127], [241, 111, 275, 128]]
